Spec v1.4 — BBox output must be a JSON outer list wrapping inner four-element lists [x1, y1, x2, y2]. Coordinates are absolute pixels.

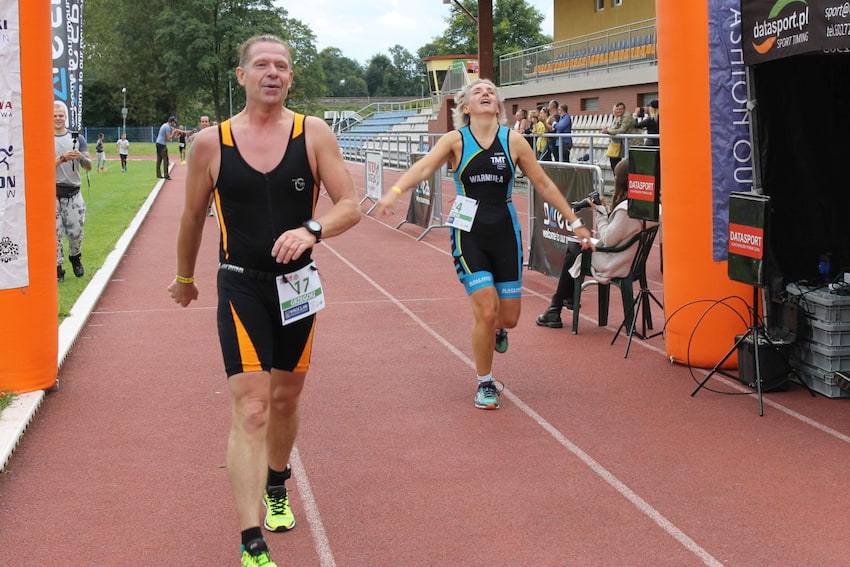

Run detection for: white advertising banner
[[365, 152, 383, 201], [0, 1, 27, 289]]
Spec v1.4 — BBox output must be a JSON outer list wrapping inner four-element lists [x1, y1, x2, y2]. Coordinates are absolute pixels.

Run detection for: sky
[[276, 0, 554, 66]]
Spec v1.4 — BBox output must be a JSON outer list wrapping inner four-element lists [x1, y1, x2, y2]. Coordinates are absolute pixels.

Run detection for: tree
[[364, 54, 393, 97], [318, 48, 365, 97], [386, 45, 424, 97], [281, 15, 326, 109], [82, 0, 324, 125]]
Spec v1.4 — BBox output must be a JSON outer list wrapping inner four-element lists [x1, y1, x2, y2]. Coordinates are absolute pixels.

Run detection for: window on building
[[639, 92, 659, 107], [613, 0, 623, 6], [581, 97, 600, 112], [595, 0, 604, 12]]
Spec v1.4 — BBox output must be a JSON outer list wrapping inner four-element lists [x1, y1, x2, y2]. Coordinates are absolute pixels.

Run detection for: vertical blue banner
[[708, 0, 753, 260], [51, 0, 84, 132]]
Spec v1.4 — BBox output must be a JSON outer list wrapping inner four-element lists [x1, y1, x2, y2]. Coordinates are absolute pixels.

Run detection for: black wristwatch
[[302, 219, 322, 243]]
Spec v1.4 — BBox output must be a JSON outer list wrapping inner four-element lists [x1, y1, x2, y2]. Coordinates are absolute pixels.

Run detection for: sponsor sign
[[742, 0, 850, 64], [627, 174, 656, 201], [365, 152, 382, 201], [709, 0, 754, 260], [0, 0, 27, 289], [627, 147, 661, 222], [728, 223, 765, 258], [727, 191, 770, 287], [527, 163, 596, 279], [51, 0, 85, 131]]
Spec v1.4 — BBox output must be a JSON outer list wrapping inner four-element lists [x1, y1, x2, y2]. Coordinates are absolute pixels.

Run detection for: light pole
[[228, 71, 233, 117], [121, 87, 127, 134]]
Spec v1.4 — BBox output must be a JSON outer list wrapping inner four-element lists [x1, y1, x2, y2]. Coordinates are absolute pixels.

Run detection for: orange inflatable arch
[[657, 1, 753, 368], [0, 1, 57, 393]]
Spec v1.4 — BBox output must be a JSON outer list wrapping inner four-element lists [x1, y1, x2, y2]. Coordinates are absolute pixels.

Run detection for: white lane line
[[323, 242, 723, 567], [290, 446, 337, 567], [362, 214, 850, 445]]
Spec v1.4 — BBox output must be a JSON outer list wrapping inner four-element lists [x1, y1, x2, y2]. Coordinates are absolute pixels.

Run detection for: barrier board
[[527, 162, 602, 279]]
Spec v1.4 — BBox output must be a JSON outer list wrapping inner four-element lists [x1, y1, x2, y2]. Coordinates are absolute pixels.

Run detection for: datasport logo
[[751, 0, 810, 54]]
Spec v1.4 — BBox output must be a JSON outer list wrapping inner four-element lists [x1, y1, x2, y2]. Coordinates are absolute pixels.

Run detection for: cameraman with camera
[[536, 159, 654, 328]]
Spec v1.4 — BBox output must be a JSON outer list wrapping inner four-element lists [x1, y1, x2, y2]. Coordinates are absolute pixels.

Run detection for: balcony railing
[[500, 19, 657, 86]]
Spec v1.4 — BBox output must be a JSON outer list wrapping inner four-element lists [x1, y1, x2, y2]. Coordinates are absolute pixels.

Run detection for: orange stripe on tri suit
[[220, 120, 234, 147], [290, 115, 319, 212], [216, 120, 237, 261], [229, 301, 262, 373], [293, 318, 316, 373], [213, 189, 228, 260]]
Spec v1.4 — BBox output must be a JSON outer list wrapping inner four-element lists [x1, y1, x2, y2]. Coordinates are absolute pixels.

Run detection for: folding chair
[[571, 224, 662, 356]]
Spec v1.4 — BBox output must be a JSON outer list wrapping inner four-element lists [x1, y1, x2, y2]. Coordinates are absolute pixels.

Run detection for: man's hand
[[168, 279, 199, 307], [271, 227, 316, 264]]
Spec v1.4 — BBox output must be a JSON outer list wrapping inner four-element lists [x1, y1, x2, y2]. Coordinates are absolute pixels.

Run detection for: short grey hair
[[451, 79, 508, 130]]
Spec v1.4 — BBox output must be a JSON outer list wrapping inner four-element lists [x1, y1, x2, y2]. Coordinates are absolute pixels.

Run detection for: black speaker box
[[736, 334, 791, 392]]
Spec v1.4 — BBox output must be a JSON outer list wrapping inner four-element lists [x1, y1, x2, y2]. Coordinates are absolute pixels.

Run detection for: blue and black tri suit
[[212, 116, 319, 377], [451, 125, 523, 298]]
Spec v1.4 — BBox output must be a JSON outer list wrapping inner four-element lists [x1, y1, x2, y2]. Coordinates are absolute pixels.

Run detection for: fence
[[500, 19, 657, 87], [77, 126, 184, 144]]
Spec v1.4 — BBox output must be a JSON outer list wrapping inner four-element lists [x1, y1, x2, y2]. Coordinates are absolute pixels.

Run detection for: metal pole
[[121, 87, 127, 134], [228, 78, 233, 117]]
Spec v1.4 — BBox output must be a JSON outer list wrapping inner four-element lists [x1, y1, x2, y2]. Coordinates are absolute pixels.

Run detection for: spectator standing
[[553, 103, 573, 162], [116, 132, 130, 172], [53, 102, 91, 282], [95, 133, 106, 172], [602, 102, 634, 171], [177, 126, 188, 165], [545, 99, 560, 161], [534, 107, 549, 159], [512, 109, 529, 135], [634, 99, 660, 147], [155, 116, 188, 180]]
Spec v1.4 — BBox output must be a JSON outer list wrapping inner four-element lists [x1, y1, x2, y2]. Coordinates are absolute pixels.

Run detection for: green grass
[[0, 391, 15, 412], [58, 157, 160, 320]]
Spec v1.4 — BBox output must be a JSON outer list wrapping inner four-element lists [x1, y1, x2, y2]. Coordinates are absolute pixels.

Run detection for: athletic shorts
[[217, 269, 315, 377], [450, 202, 523, 298]]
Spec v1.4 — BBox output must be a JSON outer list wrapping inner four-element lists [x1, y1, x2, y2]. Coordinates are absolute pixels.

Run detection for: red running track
[[1, 161, 849, 566]]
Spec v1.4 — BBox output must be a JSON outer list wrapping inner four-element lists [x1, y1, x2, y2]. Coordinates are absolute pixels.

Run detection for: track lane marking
[[323, 241, 724, 567]]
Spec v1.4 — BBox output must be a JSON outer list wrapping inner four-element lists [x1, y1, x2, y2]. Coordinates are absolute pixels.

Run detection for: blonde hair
[[451, 79, 508, 130]]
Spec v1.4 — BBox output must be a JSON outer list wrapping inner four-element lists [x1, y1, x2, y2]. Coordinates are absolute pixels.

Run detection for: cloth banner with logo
[[527, 163, 596, 279], [0, 0, 27, 289], [52, 0, 85, 131], [742, 0, 850, 65], [708, 0, 754, 261]]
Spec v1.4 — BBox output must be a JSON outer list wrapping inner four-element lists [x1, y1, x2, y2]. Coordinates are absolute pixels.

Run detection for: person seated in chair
[[536, 158, 656, 328]]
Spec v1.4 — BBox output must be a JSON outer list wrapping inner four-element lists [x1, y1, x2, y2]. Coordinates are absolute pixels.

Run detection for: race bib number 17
[[276, 262, 325, 325]]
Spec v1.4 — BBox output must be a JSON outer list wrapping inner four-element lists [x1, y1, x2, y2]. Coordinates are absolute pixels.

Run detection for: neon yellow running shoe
[[241, 538, 277, 567], [263, 486, 296, 532]]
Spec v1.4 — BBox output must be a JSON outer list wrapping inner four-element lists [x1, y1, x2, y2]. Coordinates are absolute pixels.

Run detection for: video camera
[[571, 191, 602, 212]]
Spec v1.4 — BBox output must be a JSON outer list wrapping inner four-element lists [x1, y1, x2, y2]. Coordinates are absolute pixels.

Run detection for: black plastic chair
[[571, 225, 661, 352]]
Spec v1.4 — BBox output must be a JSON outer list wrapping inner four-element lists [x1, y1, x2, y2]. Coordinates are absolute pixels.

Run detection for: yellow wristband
[[391, 186, 403, 195], [175, 274, 195, 284]]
